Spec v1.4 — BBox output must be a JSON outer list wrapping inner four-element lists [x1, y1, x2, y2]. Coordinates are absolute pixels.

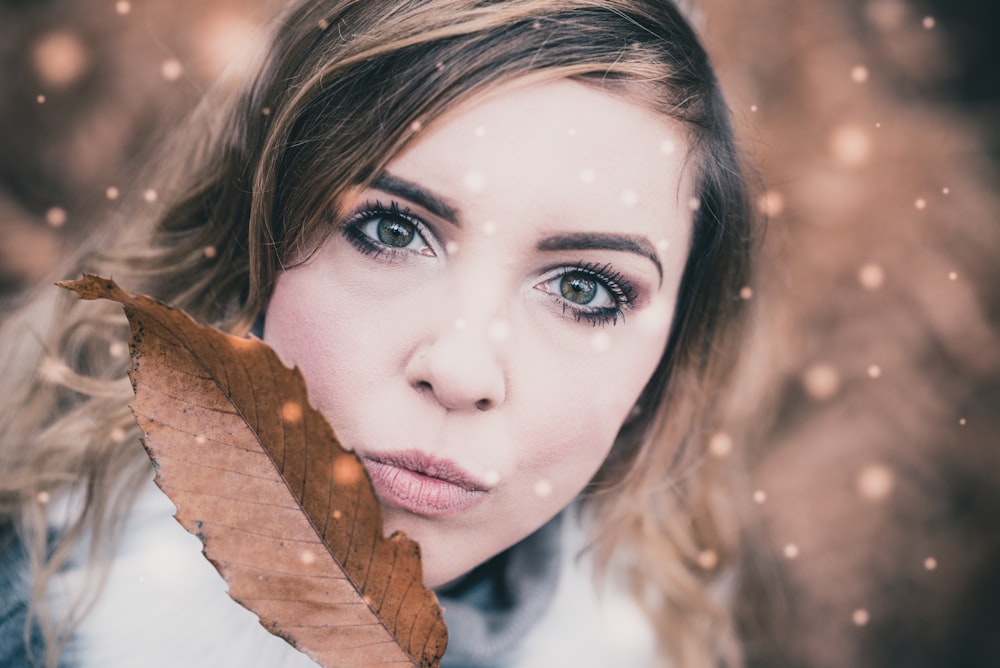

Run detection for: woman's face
[[264, 80, 693, 587]]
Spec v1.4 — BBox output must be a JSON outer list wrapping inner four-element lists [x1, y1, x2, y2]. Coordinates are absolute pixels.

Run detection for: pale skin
[[264, 79, 694, 587]]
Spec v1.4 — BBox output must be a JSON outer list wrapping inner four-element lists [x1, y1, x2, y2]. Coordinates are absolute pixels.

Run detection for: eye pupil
[[376, 217, 415, 247], [560, 273, 597, 304]]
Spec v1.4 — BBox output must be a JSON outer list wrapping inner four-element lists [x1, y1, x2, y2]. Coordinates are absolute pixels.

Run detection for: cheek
[[509, 317, 670, 488], [264, 269, 389, 424]]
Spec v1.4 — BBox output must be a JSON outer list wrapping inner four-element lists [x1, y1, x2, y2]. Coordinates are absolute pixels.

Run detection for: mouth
[[360, 450, 489, 517]]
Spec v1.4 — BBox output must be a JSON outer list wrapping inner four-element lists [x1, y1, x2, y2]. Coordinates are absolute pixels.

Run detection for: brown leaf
[[59, 275, 448, 668]]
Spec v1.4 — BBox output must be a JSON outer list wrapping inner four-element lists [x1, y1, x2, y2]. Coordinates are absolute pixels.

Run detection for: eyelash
[[547, 262, 638, 327], [340, 200, 433, 261], [341, 199, 638, 327]]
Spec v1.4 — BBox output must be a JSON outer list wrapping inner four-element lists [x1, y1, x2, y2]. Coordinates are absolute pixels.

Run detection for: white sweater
[[48, 476, 658, 667]]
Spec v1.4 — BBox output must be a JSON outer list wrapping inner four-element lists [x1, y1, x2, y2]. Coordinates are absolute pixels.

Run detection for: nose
[[405, 324, 507, 412]]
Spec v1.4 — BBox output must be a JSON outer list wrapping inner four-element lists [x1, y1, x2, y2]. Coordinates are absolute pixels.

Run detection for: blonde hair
[[0, 1, 755, 666]]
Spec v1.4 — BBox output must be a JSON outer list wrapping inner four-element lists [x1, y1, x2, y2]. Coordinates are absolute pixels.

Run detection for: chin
[[381, 508, 492, 588]]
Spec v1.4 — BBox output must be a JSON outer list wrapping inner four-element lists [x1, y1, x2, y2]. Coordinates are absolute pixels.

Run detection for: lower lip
[[362, 459, 486, 517]]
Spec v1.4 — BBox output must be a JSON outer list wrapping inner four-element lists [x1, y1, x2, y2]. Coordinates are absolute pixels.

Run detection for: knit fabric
[[0, 521, 53, 668], [437, 514, 563, 667]]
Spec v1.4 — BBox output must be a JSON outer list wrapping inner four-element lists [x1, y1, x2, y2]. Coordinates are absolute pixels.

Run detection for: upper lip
[[360, 449, 489, 492]]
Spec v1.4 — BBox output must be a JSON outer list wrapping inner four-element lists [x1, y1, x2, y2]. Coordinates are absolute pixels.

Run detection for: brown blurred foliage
[[1, 1, 997, 666], [696, 1, 1000, 666], [0, 0, 282, 304]]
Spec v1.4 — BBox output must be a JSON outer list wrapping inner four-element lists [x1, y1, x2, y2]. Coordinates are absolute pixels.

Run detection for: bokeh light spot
[[333, 456, 364, 486], [46, 207, 67, 227], [463, 170, 485, 192], [866, 0, 906, 29], [197, 12, 262, 79], [831, 125, 871, 165], [858, 463, 895, 501], [759, 191, 784, 217], [858, 263, 885, 290], [34, 31, 89, 87], [488, 319, 510, 343], [803, 363, 840, 400], [709, 432, 733, 458], [590, 332, 611, 352], [160, 58, 184, 81], [697, 549, 719, 570], [281, 400, 303, 424]]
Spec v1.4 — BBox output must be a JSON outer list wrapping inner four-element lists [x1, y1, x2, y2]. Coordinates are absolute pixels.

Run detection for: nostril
[[416, 380, 433, 394], [475, 398, 491, 411]]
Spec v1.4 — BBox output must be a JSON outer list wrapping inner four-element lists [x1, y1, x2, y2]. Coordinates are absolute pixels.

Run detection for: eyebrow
[[372, 173, 461, 225], [537, 233, 664, 280]]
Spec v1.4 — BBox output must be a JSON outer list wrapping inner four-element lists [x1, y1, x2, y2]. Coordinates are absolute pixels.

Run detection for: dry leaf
[[59, 275, 448, 668]]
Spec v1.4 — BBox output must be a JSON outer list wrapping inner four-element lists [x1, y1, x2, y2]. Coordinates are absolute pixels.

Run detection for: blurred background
[[1, 0, 997, 666]]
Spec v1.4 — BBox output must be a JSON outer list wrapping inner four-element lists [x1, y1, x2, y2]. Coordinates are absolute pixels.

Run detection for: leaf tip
[[56, 274, 126, 302]]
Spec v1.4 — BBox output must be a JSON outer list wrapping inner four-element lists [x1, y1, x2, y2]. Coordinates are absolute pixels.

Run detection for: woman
[[0, 0, 755, 666]]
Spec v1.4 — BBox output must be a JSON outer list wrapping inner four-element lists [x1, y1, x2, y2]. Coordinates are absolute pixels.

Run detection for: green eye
[[535, 263, 635, 327], [376, 217, 416, 247], [559, 272, 598, 305]]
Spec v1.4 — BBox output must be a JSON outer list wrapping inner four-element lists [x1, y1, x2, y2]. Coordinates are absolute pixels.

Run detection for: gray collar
[[436, 513, 564, 667]]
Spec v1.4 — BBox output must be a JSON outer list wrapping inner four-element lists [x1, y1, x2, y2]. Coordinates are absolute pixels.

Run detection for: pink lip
[[360, 450, 489, 517]]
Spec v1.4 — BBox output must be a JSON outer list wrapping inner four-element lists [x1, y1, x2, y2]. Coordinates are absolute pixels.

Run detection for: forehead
[[386, 79, 694, 239], [389, 79, 691, 254]]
